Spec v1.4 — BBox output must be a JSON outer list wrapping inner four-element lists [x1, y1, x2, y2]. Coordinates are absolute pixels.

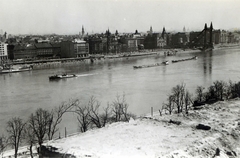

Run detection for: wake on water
[[76, 73, 96, 77]]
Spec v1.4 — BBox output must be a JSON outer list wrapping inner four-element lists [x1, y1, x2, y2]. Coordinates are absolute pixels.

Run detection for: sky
[[0, 0, 240, 35]]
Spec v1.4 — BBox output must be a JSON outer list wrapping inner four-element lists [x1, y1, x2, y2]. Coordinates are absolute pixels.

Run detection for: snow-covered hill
[[3, 99, 240, 158]]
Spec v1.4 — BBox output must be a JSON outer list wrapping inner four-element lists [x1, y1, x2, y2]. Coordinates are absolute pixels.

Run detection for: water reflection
[[203, 51, 212, 76]]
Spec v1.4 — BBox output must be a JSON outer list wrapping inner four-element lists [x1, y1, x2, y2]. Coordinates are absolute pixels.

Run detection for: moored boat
[[133, 61, 168, 69], [0, 65, 33, 74], [172, 56, 197, 63], [162, 61, 169, 65]]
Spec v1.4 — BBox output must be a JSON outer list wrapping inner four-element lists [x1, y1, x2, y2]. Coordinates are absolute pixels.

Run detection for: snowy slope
[[3, 99, 240, 158]]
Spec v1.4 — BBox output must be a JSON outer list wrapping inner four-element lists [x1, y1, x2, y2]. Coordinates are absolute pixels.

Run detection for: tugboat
[[49, 74, 77, 80]]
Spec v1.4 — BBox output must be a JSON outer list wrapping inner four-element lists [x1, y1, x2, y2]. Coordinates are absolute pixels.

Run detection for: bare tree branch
[[47, 99, 79, 140], [6, 117, 26, 158]]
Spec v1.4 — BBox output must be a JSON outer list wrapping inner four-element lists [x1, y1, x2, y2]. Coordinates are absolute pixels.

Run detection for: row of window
[[37, 52, 53, 55]]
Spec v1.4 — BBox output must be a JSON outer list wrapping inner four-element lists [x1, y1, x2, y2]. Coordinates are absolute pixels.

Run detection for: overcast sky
[[0, 0, 239, 35]]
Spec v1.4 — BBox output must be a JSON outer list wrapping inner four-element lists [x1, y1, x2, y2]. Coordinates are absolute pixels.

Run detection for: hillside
[[3, 99, 240, 158]]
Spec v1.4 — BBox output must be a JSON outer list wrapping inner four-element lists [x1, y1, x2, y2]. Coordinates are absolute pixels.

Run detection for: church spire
[[161, 27, 166, 39], [82, 25, 85, 36], [210, 22, 213, 30]]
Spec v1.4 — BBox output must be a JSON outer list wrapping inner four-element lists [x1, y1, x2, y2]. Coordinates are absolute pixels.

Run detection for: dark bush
[[169, 119, 181, 125], [196, 124, 211, 130]]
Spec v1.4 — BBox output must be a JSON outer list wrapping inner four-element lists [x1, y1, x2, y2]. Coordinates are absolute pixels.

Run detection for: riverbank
[[8, 43, 240, 67], [10, 44, 240, 70], [3, 99, 240, 158]]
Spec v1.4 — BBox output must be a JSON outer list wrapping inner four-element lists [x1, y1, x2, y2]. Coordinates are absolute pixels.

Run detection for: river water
[[1, 46, 240, 135]]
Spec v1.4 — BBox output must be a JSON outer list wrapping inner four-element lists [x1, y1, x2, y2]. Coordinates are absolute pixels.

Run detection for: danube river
[[1, 46, 240, 135]]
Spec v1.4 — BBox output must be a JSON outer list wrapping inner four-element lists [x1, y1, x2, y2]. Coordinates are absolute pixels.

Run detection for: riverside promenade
[[11, 51, 160, 66], [10, 48, 212, 68]]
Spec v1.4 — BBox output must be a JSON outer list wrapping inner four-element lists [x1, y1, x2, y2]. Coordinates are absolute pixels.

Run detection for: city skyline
[[0, 0, 240, 35]]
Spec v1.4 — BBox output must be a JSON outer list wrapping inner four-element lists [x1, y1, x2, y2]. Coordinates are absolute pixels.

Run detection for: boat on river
[[49, 74, 77, 80], [172, 56, 197, 63], [133, 61, 168, 69], [0, 65, 33, 74]]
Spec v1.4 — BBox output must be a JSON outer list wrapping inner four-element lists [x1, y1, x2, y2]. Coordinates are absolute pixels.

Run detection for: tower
[[149, 26, 153, 35], [161, 27, 166, 39], [204, 23, 207, 49], [82, 25, 85, 37], [210, 22, 213, 48], [4, 32, 7, 39]]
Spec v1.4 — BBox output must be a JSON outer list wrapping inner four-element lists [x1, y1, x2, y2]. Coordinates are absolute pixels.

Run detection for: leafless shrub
[[227, 80, 240, 99], [111, 94, 130, 122], [163, 83, 192, 115], [195, 86, 205, 102], [100, 103, 111, 127], [213, 80, 226, 100], [163, 95, 175, 115]]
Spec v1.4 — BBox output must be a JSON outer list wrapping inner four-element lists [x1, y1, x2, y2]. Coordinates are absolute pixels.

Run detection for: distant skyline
[[0, 0, 240, 35]]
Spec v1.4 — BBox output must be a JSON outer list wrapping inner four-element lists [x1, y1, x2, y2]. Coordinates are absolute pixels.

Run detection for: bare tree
[[171, 84, 185, 113], [195, 86, 205, 102], [111, 94, 130, 122], [206, 85, 216, 101], [24, 123, 36, 158], [100, 103, 111, 127], [47, 99, 78, 140], [163, 95, 175, 115], [6, 117, 26, 158], [213, 80, 226, 100], [75, 103, 91, 132], [184, 90, 192, 115], [225, 80, 233, 100], [88, 96, 102, 128], [227, 80, 240, 99], [158, 103, 166, 116], [0, 135, 8, 158], [29, 108, 52, 154], [88, 96, 112, 128]]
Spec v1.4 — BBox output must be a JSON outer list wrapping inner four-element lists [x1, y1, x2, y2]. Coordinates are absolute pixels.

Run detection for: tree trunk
[[29, 144, 33, 158]]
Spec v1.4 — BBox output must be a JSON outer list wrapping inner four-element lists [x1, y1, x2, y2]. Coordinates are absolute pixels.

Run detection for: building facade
[[73, 39, 89, 57], [88, 37, 104, 54], [0, 42, 8, 64], [144, 33, 158, 49], [60, 40, 89, 58], [35, 43, 54, 59]]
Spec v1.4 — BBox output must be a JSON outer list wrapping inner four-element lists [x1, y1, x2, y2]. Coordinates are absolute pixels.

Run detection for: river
[[1, 46, 240, 135]]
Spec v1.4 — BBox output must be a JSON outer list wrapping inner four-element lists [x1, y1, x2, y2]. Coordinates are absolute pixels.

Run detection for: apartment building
[[0, 42, 8, 63]]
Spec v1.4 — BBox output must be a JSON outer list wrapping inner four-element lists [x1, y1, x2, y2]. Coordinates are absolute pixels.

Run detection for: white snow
[[2, 99, 240, 158]]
